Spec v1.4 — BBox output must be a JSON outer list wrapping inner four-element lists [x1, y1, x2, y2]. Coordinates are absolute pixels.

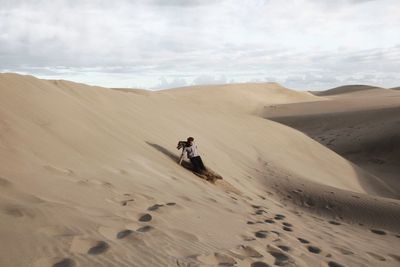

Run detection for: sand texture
[[1, 74, 399, 267]]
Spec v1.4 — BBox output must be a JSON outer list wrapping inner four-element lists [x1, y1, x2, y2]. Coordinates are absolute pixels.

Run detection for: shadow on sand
[[146, 141, 194, 171], [145, 141, 223, 182]]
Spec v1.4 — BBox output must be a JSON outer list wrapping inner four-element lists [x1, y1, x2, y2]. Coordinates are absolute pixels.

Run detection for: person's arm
[[178, 147, 185, 164]]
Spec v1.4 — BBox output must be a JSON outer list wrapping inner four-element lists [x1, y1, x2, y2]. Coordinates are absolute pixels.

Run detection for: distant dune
[[312, 84, 386, 96], [1, 73, 399, 267], [158, 82, 321, 115], [112, 88, 151, 95]]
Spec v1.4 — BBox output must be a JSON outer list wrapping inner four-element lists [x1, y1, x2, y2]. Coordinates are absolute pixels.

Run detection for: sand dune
[[264, 87, 400, 199], [312, 85, 386, 96], [266, 86, 400, 116], [158, 82, 321, 115], [112, 88, 152, 96], [1, 73, 399, 267]]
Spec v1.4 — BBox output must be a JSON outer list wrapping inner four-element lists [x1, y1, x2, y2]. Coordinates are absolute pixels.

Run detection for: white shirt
[[182, 143, 199, 158]]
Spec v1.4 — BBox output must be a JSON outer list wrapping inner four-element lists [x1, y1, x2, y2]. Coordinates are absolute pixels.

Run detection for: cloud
[[150, 0, 218, 7], [0, 0, 399, 90], [155, 77, 187, 89], [192, 75, 227, 86]]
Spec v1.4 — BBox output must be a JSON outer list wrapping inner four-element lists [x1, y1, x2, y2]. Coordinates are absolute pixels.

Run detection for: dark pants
[[190, 156, 206, 173]]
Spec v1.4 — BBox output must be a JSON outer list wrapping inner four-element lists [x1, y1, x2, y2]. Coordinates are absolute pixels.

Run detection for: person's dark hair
[[187, 137, 194, 142]]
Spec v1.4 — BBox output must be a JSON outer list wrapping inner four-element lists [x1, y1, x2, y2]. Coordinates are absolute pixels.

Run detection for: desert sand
[[0, 73, 399, 267], [263, 85, 400, 199]]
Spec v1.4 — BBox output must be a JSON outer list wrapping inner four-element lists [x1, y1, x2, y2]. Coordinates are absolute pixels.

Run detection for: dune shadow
[[145, 141, 194, 172], [264, 107, 400, 199]]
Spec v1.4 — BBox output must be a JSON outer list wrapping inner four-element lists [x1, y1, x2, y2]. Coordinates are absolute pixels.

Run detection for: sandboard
[[193, 168, 223, 183]]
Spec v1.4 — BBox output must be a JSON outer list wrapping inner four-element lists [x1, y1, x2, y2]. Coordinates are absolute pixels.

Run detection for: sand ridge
[[311, 85, 387, 96]]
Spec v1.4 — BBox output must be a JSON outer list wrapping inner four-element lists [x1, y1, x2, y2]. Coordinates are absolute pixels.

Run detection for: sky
[[0, 0, 399, 90]]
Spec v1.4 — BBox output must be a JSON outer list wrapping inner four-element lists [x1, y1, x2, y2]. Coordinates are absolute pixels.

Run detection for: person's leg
[[190, 157, 201, 173], [194, 156, 205, 173], [197, 156, 206, 171]]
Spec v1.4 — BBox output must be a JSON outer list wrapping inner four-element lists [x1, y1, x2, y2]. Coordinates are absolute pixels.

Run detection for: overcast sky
[[1, 0, 399, 90]]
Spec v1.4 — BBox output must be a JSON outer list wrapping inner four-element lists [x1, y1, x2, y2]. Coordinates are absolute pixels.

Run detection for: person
[[178, 137, 206, 174]]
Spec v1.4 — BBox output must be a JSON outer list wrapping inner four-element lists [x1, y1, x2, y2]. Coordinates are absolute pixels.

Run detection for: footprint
[[282, 226, 292, 232], [242, 235, 256, 241], [254, 230, 268, 238], [251, 262, 270, 267], [274, 214, 285, 220], [282, 222, 292, 227], [235, 245, 263, 258], [271, 231, 281, 236], [255, 209, 266, 215], [34, 257, 76, 267], [370, 229, 386, 235], [147, 204, 164, 211], [136, 225, 153, 233], [166, 202, 176, 206], [307, 246, 321, 254], [329, 221, 341, 225], [121, 199, 134, 206], [297, 237, 310, 244], [264, 219, 275, 224], [214, 252, 237, 266], [277, 245, 290, 252], [70, 237, 109, 255], [334, 247, 353, 255], [267, 247, 290, 266], [367, 252, 385, 261], [52, 258, 76, 267], [328, 261, 345, 267], [87, 241, 108, 255], [116, 229, 134, 239], [138, 213, 152, 222], [247, 221, 256, 225]]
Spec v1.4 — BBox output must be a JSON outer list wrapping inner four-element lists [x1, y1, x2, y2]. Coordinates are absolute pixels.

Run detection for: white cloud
[[0, 0, 399, 90], [155, 77, 188, 89]]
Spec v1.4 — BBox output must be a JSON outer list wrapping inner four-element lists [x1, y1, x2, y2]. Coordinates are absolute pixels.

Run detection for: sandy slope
[[1, 73, 399, 267], [158, 83, 321, 115], [264, 86, 400, 199]]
